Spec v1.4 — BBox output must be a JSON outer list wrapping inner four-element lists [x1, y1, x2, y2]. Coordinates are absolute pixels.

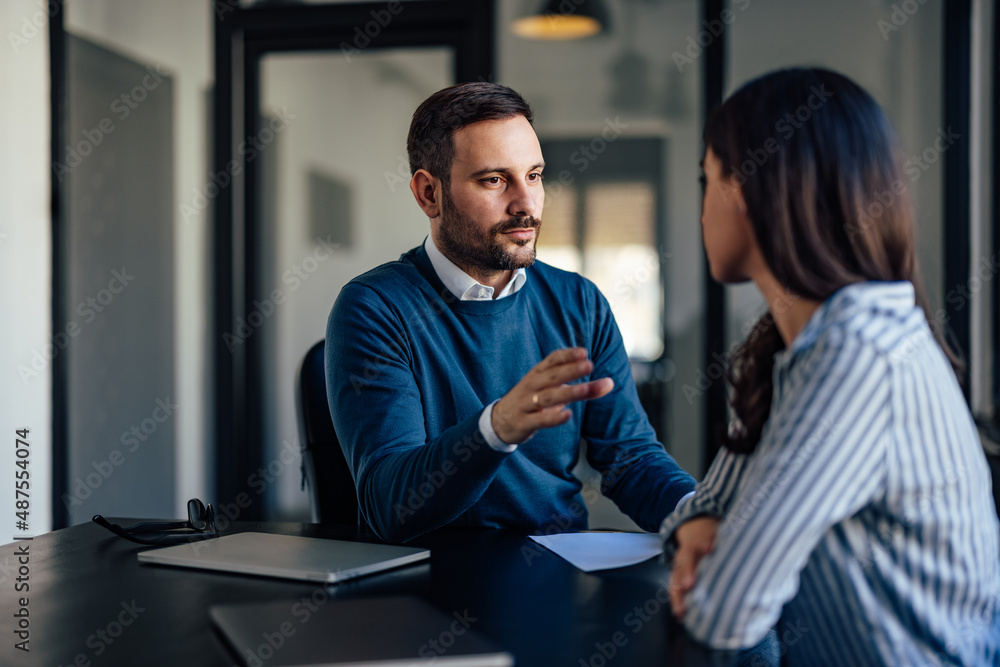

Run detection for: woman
[[661, 68, 1000, 665]]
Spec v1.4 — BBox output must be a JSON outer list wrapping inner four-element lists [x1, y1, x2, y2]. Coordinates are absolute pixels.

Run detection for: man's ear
[[409, 169, 442, 219]]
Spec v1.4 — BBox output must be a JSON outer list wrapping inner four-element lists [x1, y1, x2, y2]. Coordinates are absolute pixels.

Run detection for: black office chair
[[296, 340, 361, 525]]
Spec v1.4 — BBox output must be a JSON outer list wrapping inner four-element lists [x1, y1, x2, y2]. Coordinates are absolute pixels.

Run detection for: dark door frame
[[701, 0, 726, 474], [211, 0, 496, 518], [943, 0, 972, 396], [50, 6, 69, 529]]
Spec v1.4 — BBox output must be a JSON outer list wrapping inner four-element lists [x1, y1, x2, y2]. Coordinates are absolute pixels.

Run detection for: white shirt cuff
[[479, 399, 518, 453]]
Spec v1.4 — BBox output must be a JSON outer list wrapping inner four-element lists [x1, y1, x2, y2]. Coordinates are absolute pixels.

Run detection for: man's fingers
[[580, 377, 614, 400], [496, 349, 611, 445], [533, 347, 587, 373], [531, 379, 614, 410], [535, 358, 595, 389], [524, 406, 573, 430]]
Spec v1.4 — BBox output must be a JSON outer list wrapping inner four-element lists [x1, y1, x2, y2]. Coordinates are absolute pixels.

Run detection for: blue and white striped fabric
[[661, 281, 1000, 666]]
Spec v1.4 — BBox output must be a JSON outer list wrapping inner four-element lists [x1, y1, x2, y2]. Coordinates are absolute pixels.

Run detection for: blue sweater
[[326, 244, 695, 542]]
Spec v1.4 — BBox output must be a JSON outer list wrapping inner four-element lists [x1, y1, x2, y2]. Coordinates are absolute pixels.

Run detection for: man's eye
[[483, 176, 502, 185], [529, 172, 543, 182]]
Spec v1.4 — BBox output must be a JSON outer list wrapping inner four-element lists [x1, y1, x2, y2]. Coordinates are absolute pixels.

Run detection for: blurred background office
[[2, 0, 996, 536]]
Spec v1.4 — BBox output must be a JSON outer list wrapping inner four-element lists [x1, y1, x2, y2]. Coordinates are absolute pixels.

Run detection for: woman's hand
[[669, 516, 720, 618]]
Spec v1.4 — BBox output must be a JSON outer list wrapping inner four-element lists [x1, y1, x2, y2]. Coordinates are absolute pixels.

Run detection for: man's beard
[[436, 187, 542, 275]]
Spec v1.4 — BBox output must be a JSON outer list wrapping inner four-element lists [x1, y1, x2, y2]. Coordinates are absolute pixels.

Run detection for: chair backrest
[[296, 340, 360, 524]]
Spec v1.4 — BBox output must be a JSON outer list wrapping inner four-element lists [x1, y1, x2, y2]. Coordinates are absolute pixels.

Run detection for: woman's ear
[[720, 176, 748, 217], [409, 169, 442, 220]]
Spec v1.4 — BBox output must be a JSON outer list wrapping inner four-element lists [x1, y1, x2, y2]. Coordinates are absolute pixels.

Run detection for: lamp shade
[[512, 0, 610, 40]]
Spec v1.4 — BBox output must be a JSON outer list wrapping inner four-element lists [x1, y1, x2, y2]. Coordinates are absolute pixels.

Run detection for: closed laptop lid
[[210, 596, 514, 667], [137, 532, 429, 583]]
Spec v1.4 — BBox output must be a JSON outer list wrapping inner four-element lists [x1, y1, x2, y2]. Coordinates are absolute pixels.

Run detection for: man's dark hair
[[407, 82, 534, 185]]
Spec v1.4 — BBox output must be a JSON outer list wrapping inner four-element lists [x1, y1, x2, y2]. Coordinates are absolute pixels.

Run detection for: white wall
[[0, 0, 53, 543]]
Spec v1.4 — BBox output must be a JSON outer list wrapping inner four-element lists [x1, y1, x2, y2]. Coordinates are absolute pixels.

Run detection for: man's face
[[434, 115, 545, 276]]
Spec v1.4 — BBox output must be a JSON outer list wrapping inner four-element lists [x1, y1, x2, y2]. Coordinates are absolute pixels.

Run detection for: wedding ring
[[531, 393, 541, 409]]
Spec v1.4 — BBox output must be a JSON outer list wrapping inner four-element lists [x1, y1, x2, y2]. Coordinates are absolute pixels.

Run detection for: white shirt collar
[[423, 235, 527, 301]]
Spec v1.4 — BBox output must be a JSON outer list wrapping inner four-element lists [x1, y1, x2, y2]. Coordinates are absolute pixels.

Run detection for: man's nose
[[506, 180, 542, 219]]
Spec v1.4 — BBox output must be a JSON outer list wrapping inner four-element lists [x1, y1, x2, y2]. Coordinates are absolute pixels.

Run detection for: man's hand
[[669, 516, 720, 618], [491, 347, 614, 445]]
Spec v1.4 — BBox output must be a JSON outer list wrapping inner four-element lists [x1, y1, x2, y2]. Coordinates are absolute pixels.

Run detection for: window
[[539, 180, 663, 360]]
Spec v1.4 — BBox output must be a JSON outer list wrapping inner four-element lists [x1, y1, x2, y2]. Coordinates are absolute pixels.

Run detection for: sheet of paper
[[528, 532, 663, 572]]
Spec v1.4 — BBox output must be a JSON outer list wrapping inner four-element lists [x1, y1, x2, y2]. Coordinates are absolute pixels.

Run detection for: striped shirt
[[660, 281, 1000, 666]]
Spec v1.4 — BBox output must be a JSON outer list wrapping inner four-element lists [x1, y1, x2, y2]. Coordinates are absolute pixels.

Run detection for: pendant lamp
[[512, 0, 610, 40]]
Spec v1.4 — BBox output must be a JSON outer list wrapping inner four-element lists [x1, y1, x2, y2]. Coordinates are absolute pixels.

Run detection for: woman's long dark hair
[[705, 68, 963, 455]]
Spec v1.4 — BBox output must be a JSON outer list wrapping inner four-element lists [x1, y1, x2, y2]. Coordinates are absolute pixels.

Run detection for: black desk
[[1, 522, 697, 667]]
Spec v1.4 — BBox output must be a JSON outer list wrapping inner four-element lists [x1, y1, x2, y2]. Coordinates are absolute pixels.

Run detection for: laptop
[[137, 532, 429, 584], [210, 596, 514, 666]]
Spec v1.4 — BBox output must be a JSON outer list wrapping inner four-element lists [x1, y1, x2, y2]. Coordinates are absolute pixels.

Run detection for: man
[[326, 82, 695, 542]]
